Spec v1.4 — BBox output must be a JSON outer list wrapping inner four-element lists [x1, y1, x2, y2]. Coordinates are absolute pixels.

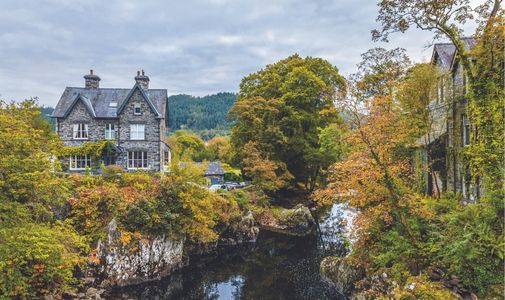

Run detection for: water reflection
[[110, 204, 353, 300]]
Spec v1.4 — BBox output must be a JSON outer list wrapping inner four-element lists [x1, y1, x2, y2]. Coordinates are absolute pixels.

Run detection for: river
[[110, 203, 355, 300]]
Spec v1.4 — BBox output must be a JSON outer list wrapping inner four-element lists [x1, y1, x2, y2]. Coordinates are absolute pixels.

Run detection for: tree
[[242, 141, 293, 192], [397, 63, 443, 196], [168, 92, 236, 133], [372, 0, 502, 82], [206, 136, 233, 163], [230, 55, 346, 192], [465, 15, 505, 189], [166, 130, 206, 162], [373, 0, 505, 188], [0, 99, 68, 215]]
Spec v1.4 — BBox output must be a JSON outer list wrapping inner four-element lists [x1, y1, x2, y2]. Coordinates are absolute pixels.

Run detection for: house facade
[[420, 38, 479, 201], [52, 70, 170, 172]]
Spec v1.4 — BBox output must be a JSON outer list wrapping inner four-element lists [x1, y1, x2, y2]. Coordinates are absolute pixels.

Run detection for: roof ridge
[[65, 86, 167, 91]]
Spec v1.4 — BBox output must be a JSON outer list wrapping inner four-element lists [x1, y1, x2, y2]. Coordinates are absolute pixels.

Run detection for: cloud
[[0, 0, 477, 106]]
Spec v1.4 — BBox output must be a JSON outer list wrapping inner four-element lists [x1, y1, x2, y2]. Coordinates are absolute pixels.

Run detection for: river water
[[110, 203, 354, 300]]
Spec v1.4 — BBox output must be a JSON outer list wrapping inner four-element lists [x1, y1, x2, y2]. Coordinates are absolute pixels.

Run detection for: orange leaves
[[33, 263, 46, 273]]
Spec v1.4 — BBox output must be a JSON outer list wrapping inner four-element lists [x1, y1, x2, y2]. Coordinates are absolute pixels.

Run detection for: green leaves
[[230, 55, 346, 192]]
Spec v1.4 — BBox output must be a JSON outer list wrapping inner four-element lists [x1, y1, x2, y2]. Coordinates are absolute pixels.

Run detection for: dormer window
[[73, 123, 88, 140], [134, 103, 141, 115]]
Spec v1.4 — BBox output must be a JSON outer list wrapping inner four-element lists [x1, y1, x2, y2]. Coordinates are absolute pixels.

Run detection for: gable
[[63, 93, 96, 119], [116, 84, 161, 118]]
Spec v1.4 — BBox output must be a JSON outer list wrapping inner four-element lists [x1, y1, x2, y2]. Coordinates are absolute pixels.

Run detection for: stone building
[[51, 70, 170, 172], [419, 38, 479, 201]]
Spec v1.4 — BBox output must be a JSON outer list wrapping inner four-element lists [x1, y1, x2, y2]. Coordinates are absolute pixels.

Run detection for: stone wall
[[56, 88, 165, 171], [116, 88, 162, 171]]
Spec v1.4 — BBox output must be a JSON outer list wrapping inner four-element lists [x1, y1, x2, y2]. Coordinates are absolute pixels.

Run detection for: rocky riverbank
[[254, 204, 317, 236], [73, 205, 317, 299]]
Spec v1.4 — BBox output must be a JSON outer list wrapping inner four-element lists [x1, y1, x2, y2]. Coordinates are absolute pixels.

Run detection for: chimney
[[84, 69, 101, 89], [135, 69, 150, 89]]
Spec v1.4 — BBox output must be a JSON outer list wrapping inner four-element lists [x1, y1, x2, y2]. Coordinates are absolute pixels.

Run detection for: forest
[[167, 92, 236, 137]]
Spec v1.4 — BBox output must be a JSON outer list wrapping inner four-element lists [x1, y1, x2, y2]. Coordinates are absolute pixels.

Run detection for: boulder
[[256, 204, 316, 236], [97, 219, 185, 287], [320, 256, 364, 295], [219, 211, 259, 246]]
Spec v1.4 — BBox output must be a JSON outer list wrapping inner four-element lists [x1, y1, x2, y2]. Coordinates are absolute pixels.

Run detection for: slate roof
[[432, 37, 475, 71], [178, 161, 225, 176], [205, 161, 225, 176], [432, 43, 456, 71], [52, 84, 167, 119]]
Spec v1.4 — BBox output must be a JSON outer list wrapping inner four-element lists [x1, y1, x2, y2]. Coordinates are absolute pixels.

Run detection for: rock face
[[97, 220, 185, 287], [320, 256, 364, 295], [257, 204, 316, 236], [219, 211, 259, 246]]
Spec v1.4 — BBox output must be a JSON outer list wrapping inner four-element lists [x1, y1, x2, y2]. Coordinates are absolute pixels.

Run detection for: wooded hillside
[[168, 92, 236, 132]]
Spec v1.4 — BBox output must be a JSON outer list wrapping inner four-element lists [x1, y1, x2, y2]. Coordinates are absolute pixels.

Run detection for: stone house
[[419, 38, 479, 201], [51, 70, 171, 172]]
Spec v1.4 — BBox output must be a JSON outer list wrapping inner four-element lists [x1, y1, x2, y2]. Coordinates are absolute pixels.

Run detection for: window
[[448, 121, 453, 147], [127, 151, 148, 169], [462, 114, 470, 146], [130, 124, 145, 140], [164, 150, 170, 166], [134, 103, 141, 115], [463, 73, 469, 95], [105, 123, 115, 140], [73, 123, 88, 140], [69, 155, 91, 170], [109, 101, 117, 107]]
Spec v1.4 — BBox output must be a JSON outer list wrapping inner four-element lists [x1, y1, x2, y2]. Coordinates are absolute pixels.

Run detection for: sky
[[0, 0, 479, 107]]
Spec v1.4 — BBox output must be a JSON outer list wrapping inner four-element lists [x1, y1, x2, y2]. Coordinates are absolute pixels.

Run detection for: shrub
[[0, 222, 88, 298], [427, 191, 505, 294]]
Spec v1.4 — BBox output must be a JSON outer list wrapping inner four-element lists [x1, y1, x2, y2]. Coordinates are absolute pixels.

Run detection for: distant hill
[[168, 92, 236, 132], [40, 106, 55, 128]]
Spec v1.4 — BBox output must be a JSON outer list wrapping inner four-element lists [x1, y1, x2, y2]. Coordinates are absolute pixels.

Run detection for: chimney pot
[[84, 69, 100, 89], [134, 69, 150, 89]]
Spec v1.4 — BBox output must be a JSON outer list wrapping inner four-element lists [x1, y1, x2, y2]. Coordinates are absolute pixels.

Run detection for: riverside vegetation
[[1, 1, 504, 298]]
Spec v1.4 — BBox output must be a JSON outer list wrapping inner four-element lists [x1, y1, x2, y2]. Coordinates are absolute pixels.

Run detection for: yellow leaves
[[119, 231, 133, 246]]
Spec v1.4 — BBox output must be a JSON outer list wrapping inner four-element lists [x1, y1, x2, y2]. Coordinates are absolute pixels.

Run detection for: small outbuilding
[[205, 161, 225, 185]]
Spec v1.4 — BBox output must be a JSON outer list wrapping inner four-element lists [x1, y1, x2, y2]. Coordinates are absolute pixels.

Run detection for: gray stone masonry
[[54, 71, 168, 172]]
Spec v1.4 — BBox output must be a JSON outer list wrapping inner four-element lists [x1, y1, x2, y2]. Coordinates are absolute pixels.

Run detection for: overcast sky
[[0, 0, 478, 107]]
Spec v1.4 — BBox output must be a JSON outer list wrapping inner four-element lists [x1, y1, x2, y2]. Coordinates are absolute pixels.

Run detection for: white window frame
[[134, 103, 142, 115], [164, 150, 171, 166], [105, 123, 115, 140], [73, 123, 89, 140], [130, 124, 145, 140], [69, 155, 92, 171], [127, 151, 149, 169]]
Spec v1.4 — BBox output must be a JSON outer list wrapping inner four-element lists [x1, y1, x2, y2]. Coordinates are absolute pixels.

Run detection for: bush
[[0, 222, 88, 298], [427, 191, 505, 294], [119, 198, 180, 236]]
